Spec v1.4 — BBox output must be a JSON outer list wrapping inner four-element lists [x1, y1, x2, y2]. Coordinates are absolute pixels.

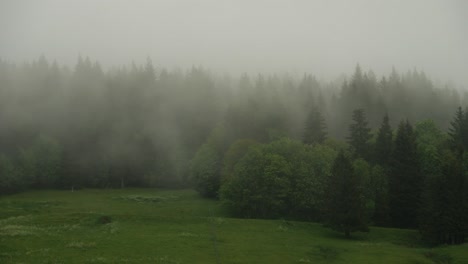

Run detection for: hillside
[[1, 189, 466, 263]]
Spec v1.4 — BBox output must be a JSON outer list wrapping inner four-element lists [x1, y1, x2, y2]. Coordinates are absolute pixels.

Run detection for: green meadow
[[0, 189, 467, 264]]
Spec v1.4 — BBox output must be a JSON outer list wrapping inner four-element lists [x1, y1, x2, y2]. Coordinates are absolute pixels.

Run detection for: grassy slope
[[0, 189, 466, 264]]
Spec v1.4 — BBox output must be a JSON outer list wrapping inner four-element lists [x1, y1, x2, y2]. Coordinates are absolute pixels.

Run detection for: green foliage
[[419, 153, 468, 245], [18, 135, 62, 189], [0, 155, 21, 194], [322, 138, 348, 152], [448, 106, 468, 157], [220, 146, 292, 218], [0, 58, 465, 193], [398, 109, 468, 245], [353, 159, 373, 219], [348, 109, 372, 160], [221, 139, 258, 183], [415, 120, 446, 177], [0, 135, 63, 193], [294, 144, 337, 219], [303, 108, 327, 145], [371, 165, 390, 226], [17, 148, 37, 188], [190, 124, 229, 198], [221, 138, 336, 219], [190, 143, 221, 198], [374, 114, 393, 166], [2, 58, 468, 247], [389, 121, 423, 229], [325, 151, 368, 238], [34, 135, 63, 188]]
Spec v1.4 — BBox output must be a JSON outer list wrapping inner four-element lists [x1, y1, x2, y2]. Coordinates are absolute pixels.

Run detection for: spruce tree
[[418, 109, 468, 244], [448, 107, 468, 157], [374, 114, 393, 166], [325, 150, 367, 238], [389, 120, 423, 228], [371, 165, 391, 227], [372, 114, 393, 226], [303, 108, 327, 145], [420, 153, 468, 245], [348, 109, 372, 160]]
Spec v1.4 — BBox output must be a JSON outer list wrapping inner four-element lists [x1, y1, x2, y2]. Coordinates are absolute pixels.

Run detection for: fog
[[1, 0, 468, 190], [1, 0, 467, 86], [2, 1, 468, 253]]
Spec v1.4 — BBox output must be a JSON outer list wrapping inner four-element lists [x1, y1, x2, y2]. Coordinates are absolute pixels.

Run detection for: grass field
[[0, 189, 467, 264]]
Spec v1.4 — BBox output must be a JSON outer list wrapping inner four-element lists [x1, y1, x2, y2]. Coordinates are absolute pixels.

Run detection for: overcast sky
[[1, 0, 467, 86]]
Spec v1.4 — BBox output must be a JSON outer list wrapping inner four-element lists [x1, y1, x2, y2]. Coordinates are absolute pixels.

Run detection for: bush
[[221, 138, 337, 219]]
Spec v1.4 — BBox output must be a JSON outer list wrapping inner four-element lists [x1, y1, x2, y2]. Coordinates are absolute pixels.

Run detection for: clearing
[[0, 189, 467, 263]]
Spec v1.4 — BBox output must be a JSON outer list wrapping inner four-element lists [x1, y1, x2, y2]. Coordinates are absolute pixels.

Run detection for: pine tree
[[325, 150, 367, 238], [303, 108, 327, 145], [389, 120, 423, 228], [419, 107, 468, 244], [448, 106, 468, 157], [419, 152, 468, 245], [372, 165, 390, 227], [348, 109, 372, 160], [374, 114, 393, 166]]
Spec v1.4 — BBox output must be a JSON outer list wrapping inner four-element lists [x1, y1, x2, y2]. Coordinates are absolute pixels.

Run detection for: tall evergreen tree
[[389, 120, 423, 228], [374, 114, 393, 167], [303, 108, 327, 145], [419, 152, 468, 245], [372, 168, 390, 227], [325, 150, 367, 238], [448, 106, 468, 157], [372, 114, 392, 228], [348, 109, 372, 160]]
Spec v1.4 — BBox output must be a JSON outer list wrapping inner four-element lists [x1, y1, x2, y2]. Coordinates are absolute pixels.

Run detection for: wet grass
[[0, 188, 467, 263]]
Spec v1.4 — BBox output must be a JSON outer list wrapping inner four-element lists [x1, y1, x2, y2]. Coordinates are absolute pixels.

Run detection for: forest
[[0, 56, 467, 245]]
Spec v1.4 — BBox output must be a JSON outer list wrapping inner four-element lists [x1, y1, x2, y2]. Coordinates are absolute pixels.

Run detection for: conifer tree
[[372, 179, 390, 226], [419, 153, 468, 245], [448, 106, 468, 157], [388, 120, 423, 228], [374, 114, 393, 167], [348, 109, 372, 160], [325, 150, 367, 238], [303, 108, 327, 145]]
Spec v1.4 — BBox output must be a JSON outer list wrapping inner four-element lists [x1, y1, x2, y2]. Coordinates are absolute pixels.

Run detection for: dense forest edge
[[0, 56, 467, 245]]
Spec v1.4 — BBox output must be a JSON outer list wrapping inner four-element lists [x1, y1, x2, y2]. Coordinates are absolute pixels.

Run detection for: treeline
[[0, 56, 226, 190], [193, 108, 468, 244], [0, 56, 467, 244]]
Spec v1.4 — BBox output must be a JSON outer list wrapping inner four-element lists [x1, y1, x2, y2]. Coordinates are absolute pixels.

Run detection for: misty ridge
[[0, 55, 464, 190]]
